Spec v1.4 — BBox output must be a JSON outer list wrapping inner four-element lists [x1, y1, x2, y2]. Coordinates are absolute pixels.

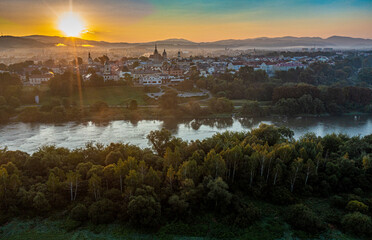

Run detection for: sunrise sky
[[1, 0, 372, 42]]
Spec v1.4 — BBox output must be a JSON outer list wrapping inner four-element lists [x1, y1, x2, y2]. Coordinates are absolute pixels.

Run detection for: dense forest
[[1, 124, 372, 238]]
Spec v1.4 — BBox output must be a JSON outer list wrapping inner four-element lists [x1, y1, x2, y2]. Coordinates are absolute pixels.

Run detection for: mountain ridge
[[1, 35, 372, 49]]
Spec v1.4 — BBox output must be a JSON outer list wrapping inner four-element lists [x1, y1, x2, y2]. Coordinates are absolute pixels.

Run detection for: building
[[140, 75, 162, 85], [149, 44, 166, 63], [168, 67, 183, 76], [88, 52, 94, 65], [29, 73, 53, 85]]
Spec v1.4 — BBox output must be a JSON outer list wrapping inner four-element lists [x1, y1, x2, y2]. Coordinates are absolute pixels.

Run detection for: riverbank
[[1, 115, 371, 154]]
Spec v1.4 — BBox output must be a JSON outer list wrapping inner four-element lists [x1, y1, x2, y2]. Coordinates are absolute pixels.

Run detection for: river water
[[0, 115, 371, 154]]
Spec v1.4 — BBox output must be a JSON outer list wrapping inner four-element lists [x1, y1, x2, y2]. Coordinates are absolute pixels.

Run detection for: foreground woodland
[[0, 124, 372, 239]]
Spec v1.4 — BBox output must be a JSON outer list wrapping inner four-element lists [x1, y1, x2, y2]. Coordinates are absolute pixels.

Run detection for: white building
[[29, 73, 53, 85], [140, 76, 162, 85]]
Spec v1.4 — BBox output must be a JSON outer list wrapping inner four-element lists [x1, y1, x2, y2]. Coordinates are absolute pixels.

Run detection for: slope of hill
[[1, 35, 372, 49]]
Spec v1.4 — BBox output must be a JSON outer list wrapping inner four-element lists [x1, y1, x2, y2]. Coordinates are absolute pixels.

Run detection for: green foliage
[[129, 99, 138, 110], [346, 200, 369, 213], [285, 204, 325, 233], [208, 97, 234, 113], [0, 125, 371, 237], [90, 101, 109, 112], [341, 212, 372, 236], [88, 199, 116, 224], [127, 186, 161, 227], [159, 89, 178, 109], [70, 204, 88, 222]]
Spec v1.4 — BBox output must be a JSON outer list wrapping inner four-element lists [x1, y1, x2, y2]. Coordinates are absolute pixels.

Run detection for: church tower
[[154, 44, 159, 55], [88, 52, 93, 65], [104, 61, 111, 75], [162, 49, 167, 60]]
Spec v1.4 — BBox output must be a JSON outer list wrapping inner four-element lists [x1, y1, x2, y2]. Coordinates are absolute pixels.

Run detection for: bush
[[18, 107, 43, 122], [233, 203, 261, 228], [8, 96, 20, 108], [346, 200, 369, 213], [330, 195, 347, 209], [285, 204, 325, 233], [208, 97, 234, 113], [0, 96, 6, 106], [269, 186, 295, 205], [341, 212, 372, 236], [129, 99, 138, 110], [127, 187, 161, 227], [88, 199, 116, 224], [70, 204, 88, 222], [90, 101, 109, 112]]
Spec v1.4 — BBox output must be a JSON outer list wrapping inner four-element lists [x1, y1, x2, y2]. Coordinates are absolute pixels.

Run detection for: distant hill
[[1, 35, 372, 49]]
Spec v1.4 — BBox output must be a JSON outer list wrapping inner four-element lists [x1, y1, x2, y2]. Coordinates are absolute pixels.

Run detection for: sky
[[0, 0, 372, 42]]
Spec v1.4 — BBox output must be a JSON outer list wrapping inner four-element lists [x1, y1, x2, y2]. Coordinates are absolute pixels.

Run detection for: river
[[0, 115, 371, 154]]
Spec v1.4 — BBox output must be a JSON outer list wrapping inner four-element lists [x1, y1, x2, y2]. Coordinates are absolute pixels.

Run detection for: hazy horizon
[[3, 34, 372, 44], [1, 0, 371, 43]]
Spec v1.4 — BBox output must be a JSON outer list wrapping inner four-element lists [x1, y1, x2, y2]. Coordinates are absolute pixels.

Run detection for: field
[[24, 86, 153, 106]]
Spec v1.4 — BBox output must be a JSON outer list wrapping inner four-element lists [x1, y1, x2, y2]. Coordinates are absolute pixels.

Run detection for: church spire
[[154, 44, 158, 54]]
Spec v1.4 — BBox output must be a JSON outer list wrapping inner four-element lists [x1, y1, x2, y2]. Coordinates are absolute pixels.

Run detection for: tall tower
[[88, 52, 93, 65], [154, 44, 159, 55], [104, 61, 111, 75], [177, 50, 181, 61], [162, 49, 167, 60]]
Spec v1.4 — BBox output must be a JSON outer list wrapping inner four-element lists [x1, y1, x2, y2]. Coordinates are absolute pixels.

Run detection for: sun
[[58, 12, 85, 37]]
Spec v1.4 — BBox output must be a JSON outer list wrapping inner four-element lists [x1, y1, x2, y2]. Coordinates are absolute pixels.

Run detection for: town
[[1, 45, 364, 88]]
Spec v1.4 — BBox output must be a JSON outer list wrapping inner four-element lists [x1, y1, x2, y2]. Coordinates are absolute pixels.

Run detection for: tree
[[127, 186, 161, 227], [159, 89, 178, 109], [147, 129, 172, 156], [341, 212, 372, 236], [285, 204, 325, 233], [105, 151, 123, 165], [89, 173, 102, 201], [88, 199, 116, 224], [114, 158, 126, 193], [70, 203, 88, 222], [129, 99, 138, 110], [33, 192, 51, 213], [66, 171, 80, 201], [203, 150, 226, 179], [289, 158, 303, 192], [304, 159, 315, 185], [206, 177, 232, 208], [145, 167, 161, 189]]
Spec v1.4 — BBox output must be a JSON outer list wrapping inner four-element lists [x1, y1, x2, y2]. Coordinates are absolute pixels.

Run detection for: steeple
[[154, 44, 158, 55], [88, 52, 93, 65], [162, 49, 167, 59]]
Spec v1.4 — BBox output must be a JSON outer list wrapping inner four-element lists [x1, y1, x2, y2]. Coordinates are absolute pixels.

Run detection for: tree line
[[0, 124, 371, 237]]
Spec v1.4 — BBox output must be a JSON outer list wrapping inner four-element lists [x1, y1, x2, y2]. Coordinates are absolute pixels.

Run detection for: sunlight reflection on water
[[0, 115, 371, 153]]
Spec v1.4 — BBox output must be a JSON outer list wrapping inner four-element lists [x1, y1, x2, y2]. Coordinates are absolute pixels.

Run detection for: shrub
[[341, 212, 372, 236], [90, 101, 109, 112], [129, 99, 138, 110], [88, 199, 116, 224], [70, 204, 88, 222], [8, 96, 20, 108], [346, 200, 369, 213], [233, 203, 261, 228], [330, 195, 347, 209], [269, 186, 295, 205], [285, 204, 325, 233]]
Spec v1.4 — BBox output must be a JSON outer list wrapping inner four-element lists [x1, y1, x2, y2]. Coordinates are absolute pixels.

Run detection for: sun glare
[[58, 12, 85, 37]]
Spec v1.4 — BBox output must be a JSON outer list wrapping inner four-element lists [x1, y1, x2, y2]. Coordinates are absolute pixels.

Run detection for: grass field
[[70, 86, 149, 106], [30, 86, 151, 106]]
